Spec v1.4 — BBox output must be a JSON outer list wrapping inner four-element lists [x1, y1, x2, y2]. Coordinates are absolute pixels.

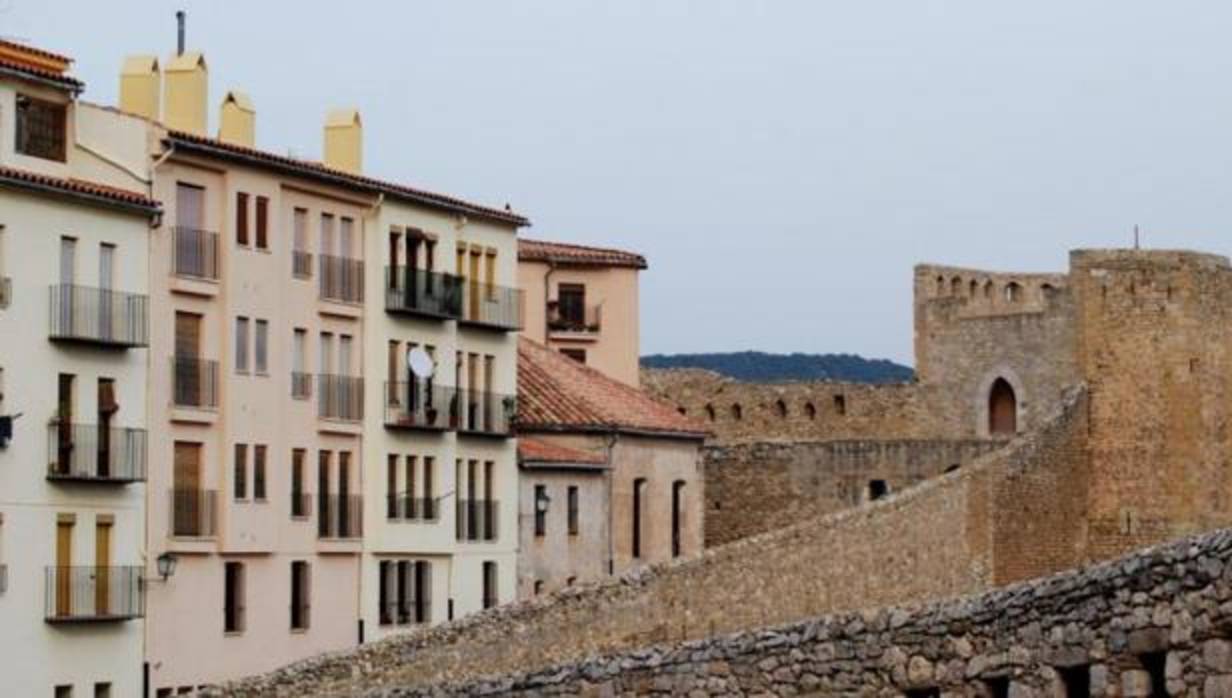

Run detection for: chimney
[[219, 91, 255, 147], [162, 51, 208, 135], [323, 108, 362, 174], [119, 55, 160, 120]]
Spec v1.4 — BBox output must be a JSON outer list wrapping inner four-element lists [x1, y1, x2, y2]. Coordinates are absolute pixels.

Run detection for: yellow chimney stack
[[163, 52, 208, 135], [323, 108, 362, 174], [219, 90, 255, 147], [119, 56, 160, 121]]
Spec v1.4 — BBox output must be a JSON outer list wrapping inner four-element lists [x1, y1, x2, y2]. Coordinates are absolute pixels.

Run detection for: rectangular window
[[414, 560, 431, 623], [290, 561, 310, 630], [560, 348, 587, 364], [378, 560, 393, 625], [254, 320, 269, 375], [482, 561, 497, 610], [15, 94, 66, 161], [396, 560, 411, 624], [386, 455, 399, 520], [567, 486, 579, 536], [54, 686, 72, 698], [255, 196, 269, 250], [94, 683, 111, 698], [233, 444, 248, 500], [253, 445, 267, 501], [291, 449, 307, 518], [632, 478, 646, 559], [235, 317, 250, 373], [224, 561, 246, 633], [236, 192, 249, 246], [534, 485, 547, 537], [557, 283, 586, 328], [672, 480, 685, 558]]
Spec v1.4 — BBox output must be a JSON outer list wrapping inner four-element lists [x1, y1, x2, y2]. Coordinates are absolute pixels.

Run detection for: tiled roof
[[166, 130, 529, 227], [518, 238, 647, 269], [0, 39, 72, 65], [0, 55, 83, 91], [0, 166, 161, 215], [518, 337, 707, 439], [518, 438, 608, 466]]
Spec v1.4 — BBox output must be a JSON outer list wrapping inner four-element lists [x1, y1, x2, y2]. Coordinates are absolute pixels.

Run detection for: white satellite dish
[[407, 347, 435, 378]]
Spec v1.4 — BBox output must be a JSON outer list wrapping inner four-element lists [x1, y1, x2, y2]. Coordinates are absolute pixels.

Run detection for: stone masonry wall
[[704, 438, 1005, 547], [213, 389, 1090, 697], [337, 527, 1232, 697]]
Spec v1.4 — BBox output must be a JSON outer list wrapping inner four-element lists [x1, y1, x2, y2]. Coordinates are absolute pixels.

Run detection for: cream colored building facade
[[0, 41, 158, 698], [518, 239, 646, 386]]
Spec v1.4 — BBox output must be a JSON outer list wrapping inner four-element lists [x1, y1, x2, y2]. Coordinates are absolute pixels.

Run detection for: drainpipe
[[542, 261, 557, 343], [605, 432, 618, 576]]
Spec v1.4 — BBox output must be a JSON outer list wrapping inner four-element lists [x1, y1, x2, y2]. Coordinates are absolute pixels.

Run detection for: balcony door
[[97, 378, 116, 478], [95, 520, 111, 616], [55, 518, 72, 617], [56, 374, 74, 476], [58, 237, 75, 335], [173, 442, 202, 536], [175, 312, 201, 405], [175, 183, 206, 277], [99, 243, 114, 341]]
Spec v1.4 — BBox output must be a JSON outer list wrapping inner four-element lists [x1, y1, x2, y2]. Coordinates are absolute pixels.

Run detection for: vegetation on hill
[[640, 351, 914, 384]]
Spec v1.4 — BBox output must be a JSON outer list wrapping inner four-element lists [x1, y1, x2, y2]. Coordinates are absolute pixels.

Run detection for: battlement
[[915, 263, 1069, 320]]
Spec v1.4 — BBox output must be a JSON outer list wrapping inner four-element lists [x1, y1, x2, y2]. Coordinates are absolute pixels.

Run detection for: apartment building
[[0, 41, 160, 698], [361, 196, 522, 641], [518, 238, 647, 386]]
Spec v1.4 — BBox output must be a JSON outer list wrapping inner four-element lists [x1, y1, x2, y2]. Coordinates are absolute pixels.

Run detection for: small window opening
[[868, 480, 888, 501], [833, 394, 846, 416], [984, 280, 994, 299], [804, 402, 816, 419], [704, 404, 715, 421], [950, 277, 962, 295], [969, 279, 979, 297], [1005, 282, 1022, 303], [730, 403, 742, 421], [945, 463, 961, 474], [1057, 665, 1091, 698], [774, 399, 787, 418], [935, 276, 945, 295], [677, 406, 687, 416]]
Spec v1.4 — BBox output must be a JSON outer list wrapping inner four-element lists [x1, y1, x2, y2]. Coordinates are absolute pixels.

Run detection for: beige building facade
[[518, 239, 645, 386]]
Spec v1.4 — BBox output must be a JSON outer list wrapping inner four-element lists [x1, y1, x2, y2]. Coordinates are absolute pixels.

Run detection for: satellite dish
[[407, 348, 435, 378]]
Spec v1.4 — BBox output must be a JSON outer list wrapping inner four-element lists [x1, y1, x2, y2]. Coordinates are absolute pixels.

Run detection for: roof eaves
[[0, 62, 83, 94], [517, 423, 708, 441], [0, 171, 161, 218]]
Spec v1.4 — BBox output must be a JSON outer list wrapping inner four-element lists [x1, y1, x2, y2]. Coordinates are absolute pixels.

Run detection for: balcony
[[47, 423, 147, 484], [455, 499, 499, 542], [548, 302, 602, 338], [44, 566, 144, 623], [291, 491, 311, 520], [172, 357, 219, 410], [459, 281, 523, 331], [384, 267, 462, 320], [319, 254, 364, 305], [384, 382, 454, 432], [292, 250, 313, 280], [0, 276, 10, 308], [456, 390, 516, 438], [318, 494, 363, 539], [318, 374, 363, 422], [291, 371, 312, 400], [173, 226, 220, 281], [48, 284, 149, 348], [169, 488, 218, 538], [386, 493, 439, 522]]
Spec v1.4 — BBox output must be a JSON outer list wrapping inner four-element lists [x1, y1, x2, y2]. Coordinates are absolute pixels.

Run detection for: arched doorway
[[988, 378, 1017, 436]]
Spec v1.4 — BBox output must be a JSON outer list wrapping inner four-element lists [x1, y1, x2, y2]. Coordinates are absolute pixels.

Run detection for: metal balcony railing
[[386, 493, 440, 522], [172, 357, 219, 409], [291, 491, 312, 520], [459, 281, 524, 331], [456, 390, 516, 437], [384, 382, 454, 431], [384, 267, 462, 320], [44, 566, 144, 622], [48, 284, 149, 347], [173, 226, 220, 281], [455, 499, 499, 542], [548, 302, 602, 334], [46, 423, 147, 483], [319, 254, 364, 304], [317, 494, 363, 539], [318, 374, 363, 422], [291, 371, 312, 400], [169, 488, 218, 538], [292, 250, 313, 279], [0, 276, 10, 308]]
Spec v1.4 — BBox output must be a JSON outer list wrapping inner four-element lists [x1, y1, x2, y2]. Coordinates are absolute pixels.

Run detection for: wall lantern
[[535, 490, 551, 513], [156, 552, 178, 581]]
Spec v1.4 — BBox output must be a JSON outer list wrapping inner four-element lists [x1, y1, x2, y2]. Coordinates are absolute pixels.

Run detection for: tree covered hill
[[640, 351, 914, 384]]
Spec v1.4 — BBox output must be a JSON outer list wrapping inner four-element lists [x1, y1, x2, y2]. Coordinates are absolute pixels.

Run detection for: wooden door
[[468, 250, 481, 319], [174, 312, 201, 405], [989, 379, 1018, 436], [55, 520, 72, 617], [95, 520, 111, 615], [97, 378, 115, 478], [173, 442, 201, 535], [56, 374, 74, 475]]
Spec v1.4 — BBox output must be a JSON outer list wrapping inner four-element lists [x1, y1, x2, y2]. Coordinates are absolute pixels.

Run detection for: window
[[253, 445, 267, 501], [54, 686, 73, 698], [255, 196, 269, 250], [414, 560, 431, 623], [833, 394, 847, 416], [254, 320, 269, 375], [378, 560, 394, 625], [671, 480, 685, 558], [534, 485, 547, 537], [557, 283, 586, 329], [566, 576, 576, 587], [533, 580, 543, 596], [235, 317, 250, 373], [560, 348, 587, 364], [291, 449, 307, 518], [233, 444, 248, 500], [989, 378, 1018, 436], [290, 561, 310, 630], [632, 478, 647, 559], [804, 402, 817, 420], [292, 208, 311, 278], [94, 684, 111, 698], [292, 329, 309, 399], [15, 94, 66, 161], [482, 561, 497, 609], [236, 192, 249, 246], [775, 399, 788, 418], [730, 404, 743, 420], [868, 480, 889, 501], [386, 455, 399, 520], [224, 561, 246, 633], [567, 486, 579, 536]]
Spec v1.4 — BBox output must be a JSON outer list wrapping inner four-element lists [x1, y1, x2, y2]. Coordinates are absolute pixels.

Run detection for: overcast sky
[[7, 1, 1232, 364]]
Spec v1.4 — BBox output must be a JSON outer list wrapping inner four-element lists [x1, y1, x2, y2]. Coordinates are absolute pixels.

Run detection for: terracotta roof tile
[[0, 55, 82, 91], [518, 438, 607, 465], [166, 130, 529, 226], [0, 165, 160, 214], [518, 238, 647, 269], [0, 39, 72, 65], [517, 337, 707, 439]]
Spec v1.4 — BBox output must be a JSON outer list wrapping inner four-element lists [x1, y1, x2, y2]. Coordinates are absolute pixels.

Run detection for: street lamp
[[536, 489, 551, 513], [156, 552, 178, 582]]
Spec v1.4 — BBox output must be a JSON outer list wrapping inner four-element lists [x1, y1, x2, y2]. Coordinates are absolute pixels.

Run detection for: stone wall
[[212, 388, 1090, 697], [332, 526, 1232, 697], [704, 438, 1005, 547]]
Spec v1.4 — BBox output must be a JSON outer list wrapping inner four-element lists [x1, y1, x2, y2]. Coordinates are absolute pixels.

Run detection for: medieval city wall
[[214, 388, 1090, 696]]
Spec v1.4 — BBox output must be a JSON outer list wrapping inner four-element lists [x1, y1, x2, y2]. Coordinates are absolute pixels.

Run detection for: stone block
[[1128, 628, 1169, 654], [1121, 669, 1151, 698], [1205, 675, 1232, 698], [1207, 640, 1232, 673]]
